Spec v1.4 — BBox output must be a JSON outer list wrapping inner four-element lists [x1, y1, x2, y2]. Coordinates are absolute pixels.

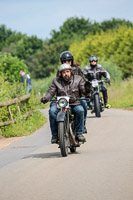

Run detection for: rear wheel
[[58, 121, 68, 157], [94, 94, 101, 117]]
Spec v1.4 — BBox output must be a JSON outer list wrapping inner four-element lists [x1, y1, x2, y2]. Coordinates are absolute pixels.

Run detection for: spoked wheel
[[58, 121, 69, 157], [94, 94, 101, 117]]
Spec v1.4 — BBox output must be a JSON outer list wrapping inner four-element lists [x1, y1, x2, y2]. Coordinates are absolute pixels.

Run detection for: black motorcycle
[[52, 96, 85, 157], [86, 79, 104, 117]]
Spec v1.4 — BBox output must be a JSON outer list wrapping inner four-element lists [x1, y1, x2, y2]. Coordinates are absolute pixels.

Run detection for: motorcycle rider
[[59, 51, 88, 133], [83, 55, 111, 108], [41, 63, 86, 144], [59, 51, 84, 78]]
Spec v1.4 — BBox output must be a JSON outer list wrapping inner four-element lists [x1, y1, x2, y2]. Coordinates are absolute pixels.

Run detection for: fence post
[[7, 106, 13, 121], [0, 94, 31, 127], [17, 103, 21, 115]]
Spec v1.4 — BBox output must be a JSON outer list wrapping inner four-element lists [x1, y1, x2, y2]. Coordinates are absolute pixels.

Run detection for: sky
[[0, 0, 133, 40]]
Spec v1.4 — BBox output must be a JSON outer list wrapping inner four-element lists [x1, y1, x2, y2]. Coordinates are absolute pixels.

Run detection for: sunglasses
[[90, 60, 97, 62]]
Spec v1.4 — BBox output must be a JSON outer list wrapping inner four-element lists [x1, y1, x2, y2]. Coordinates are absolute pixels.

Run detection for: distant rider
[[83, 55, 111, 108]]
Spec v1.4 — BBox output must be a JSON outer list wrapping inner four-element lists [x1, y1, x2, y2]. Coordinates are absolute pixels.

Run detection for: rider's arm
[[83, 67, 89, 79], [79, 77, 86, 95], [100, 65, 110, 79], [44, 79, 57, 101]]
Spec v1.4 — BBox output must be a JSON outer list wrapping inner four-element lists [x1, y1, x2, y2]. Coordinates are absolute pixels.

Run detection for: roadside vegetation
[[108, 77, 133, 109], [0, 57, 47, 137], [0, 17, 133, 137], [1, 110, 47, 137]]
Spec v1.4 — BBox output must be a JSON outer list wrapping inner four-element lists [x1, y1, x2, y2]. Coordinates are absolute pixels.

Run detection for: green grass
[[108, 77, 133, 108], [0, 110, 47, 137]]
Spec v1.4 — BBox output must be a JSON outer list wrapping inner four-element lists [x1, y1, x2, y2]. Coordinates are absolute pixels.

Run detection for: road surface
[[0, 108, 133, 200]]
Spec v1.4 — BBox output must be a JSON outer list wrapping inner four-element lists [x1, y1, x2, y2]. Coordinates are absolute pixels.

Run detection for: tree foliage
[[0, 18, 133, 79], [69, 26, 133, 78], [0, 53, 27, 82]]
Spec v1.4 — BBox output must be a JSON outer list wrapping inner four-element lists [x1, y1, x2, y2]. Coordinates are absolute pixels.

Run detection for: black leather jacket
[[83, 64, 110, 81]]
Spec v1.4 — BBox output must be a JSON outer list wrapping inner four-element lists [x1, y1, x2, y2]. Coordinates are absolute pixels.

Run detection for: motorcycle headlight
[[92, 80, 98, 87], [58, 98, 68, 108]]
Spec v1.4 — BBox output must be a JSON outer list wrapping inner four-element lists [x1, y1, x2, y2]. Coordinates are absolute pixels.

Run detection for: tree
[[69, 26, 133, 78], [0, 53, 28, 82]]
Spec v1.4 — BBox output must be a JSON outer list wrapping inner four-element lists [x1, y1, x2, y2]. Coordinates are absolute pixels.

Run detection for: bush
[[0, 52, 28, 82], [98, 58, 123, 81], [0, 73, 47, 136], [0, 74, 27, 123]]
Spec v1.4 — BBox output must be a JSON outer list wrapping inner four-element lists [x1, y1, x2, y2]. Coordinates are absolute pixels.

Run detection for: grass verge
[[108, 77, 133, 109], [0, 110, 47, 137]]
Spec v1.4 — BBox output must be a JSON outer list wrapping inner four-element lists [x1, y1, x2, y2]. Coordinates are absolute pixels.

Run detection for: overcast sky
[[0, 0, 133, 40]]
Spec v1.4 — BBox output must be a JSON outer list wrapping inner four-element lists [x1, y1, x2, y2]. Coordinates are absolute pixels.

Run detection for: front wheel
[[58, 121, 68, 157], [94, 94, 101, 117]]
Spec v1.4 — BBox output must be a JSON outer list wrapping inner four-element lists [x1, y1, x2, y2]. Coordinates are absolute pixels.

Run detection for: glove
[[70, 96, 76, 103], [105, 78, 110, 84], [41, 97, 48, 104]]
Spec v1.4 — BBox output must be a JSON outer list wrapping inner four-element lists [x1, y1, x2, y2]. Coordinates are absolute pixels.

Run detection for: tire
[[58, 121, 68, 157], [94, 94, 101, 117], [100, 98, 104, 112]]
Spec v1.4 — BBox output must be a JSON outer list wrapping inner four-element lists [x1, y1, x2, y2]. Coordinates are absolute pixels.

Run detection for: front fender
[[94, 90, 99, 96], [56, 111, 66, 122]]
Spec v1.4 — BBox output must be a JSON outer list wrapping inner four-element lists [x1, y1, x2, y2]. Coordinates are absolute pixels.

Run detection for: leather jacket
[[44, 74, 86, 105], [83, 64, 110, 81]]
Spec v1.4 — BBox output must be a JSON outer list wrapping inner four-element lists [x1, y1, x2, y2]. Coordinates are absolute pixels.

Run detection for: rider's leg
[[49, 105, 58, 143], [101, 85, 111, 108], [80, 97, 87, 134], [101, 85, 108, 104], [71, 105, 86, 142]]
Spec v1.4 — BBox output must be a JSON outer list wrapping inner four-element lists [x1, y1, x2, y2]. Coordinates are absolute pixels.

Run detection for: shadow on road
[[87, 116, 96, 118], [23, 151, 80, 159], [23, 152, 62, 159]]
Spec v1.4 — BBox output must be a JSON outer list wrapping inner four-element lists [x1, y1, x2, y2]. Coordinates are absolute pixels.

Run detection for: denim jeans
[[49, 104, 84, 136], [50, 98, 87, 120], [80, 97, 88, 121]]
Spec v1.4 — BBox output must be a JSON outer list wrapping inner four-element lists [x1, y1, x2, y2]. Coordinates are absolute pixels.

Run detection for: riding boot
[[76, 134, 86, 142], [51, 135, 58, 144]]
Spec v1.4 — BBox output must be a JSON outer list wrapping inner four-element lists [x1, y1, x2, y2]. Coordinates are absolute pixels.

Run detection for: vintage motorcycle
[[86, 79, 105, 117], [52, 96, 85, 157]]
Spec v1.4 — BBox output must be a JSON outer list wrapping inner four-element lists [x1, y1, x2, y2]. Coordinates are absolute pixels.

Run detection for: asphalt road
[[0, 108, 133, 200]]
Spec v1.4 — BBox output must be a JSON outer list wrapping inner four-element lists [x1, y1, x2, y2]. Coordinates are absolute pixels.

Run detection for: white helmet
[[59, 63, 72, 72]]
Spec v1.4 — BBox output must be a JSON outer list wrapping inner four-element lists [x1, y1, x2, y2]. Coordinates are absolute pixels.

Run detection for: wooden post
[[0, 94, 31, 127], [17, 103, 21, 115], [7, 106, 13, 121]]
